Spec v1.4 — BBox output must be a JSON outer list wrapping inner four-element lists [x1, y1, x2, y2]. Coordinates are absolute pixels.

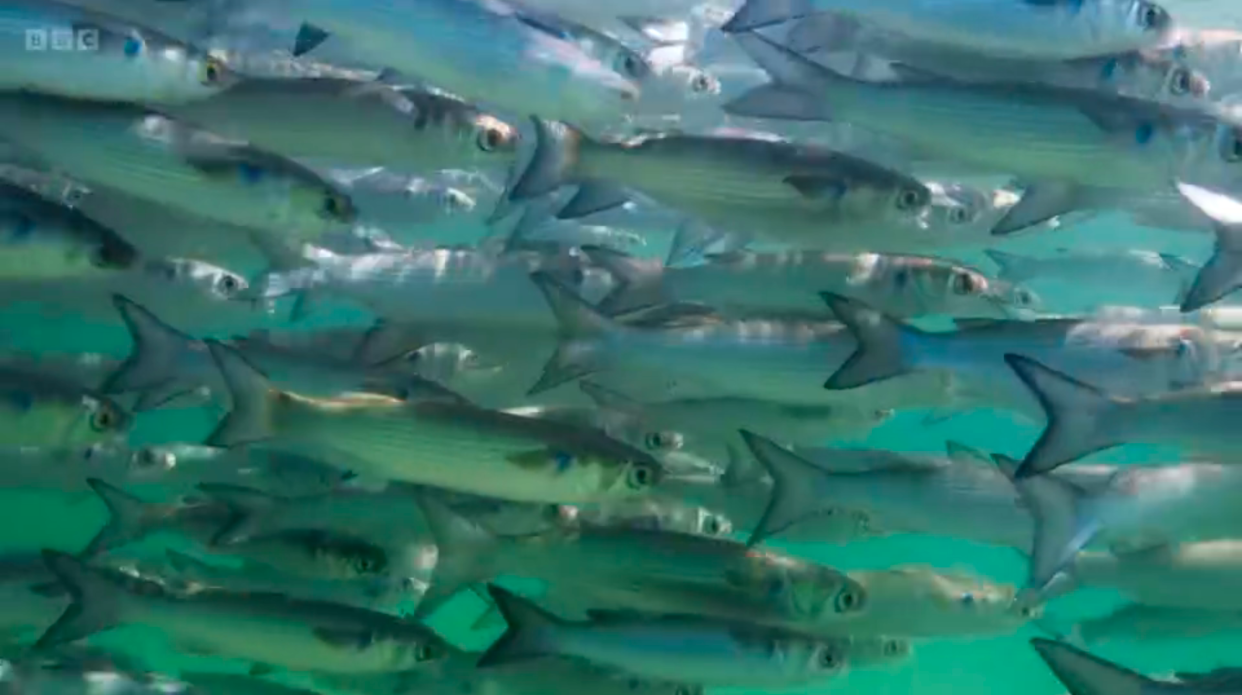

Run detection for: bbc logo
[[25, 28, 99, 52]]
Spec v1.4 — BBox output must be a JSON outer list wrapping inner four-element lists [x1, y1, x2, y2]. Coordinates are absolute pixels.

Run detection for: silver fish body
[[0, 93, 356, 241], [166, 79, 520, 171], [725, 0, 1172, 61], [0, 0, 234, 103]]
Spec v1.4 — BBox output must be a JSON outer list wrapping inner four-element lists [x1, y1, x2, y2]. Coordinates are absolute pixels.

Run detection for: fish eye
[[133, 448, 174, 471], [626, 462, 658, 490], [817, 648, 840, 669], [90, 404, 119, 433], [476, 125, 509, 153], [701, 514, 721, 536], [1137, 1, 1168, 30], [947, 206, 970, 224], [643, 430, 683, 452], [215, 274, 241, 297], [616, 52, 646, 79], [1019, 604, 1039, 619], [1168, 67, 1193, 96], [353, 555, 377, 573], [883, 639, 903, 656], [834, 587, 864, 614], [896, 187, 926, 211], [321, 191, 354, 221], [1225, 130, 1242, 162], [414, 644, 440, 662], [960, 592, 976, 607], [689, 72, 716, 93], [951, 271, 978, 295], [122, 36, 142, 58], [200, 58, 225, 85]]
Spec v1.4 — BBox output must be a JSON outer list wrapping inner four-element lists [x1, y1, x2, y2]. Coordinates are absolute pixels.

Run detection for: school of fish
[[4, 0, 1242, 693]]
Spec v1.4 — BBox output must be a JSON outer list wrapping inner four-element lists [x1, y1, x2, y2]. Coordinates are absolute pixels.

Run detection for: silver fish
[[0, 93, 357, 241], [203, 340, 664, 505], [0, 0, 235, 103], [508, 120, 931, 249], [478, 585, 849, 688], [724, 33, 1242, 234], [723, 0, 1172, 61], [35, 551, 451, 674], [588, 246, 1017, 319], [1005, 354, 1242, 476], [166, 78, 520, 171], [0, 180, 139, 281]]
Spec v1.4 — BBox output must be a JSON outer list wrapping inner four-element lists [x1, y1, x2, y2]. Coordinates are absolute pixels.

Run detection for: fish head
[[144, 258, 250, 303], [787, 636, 849, 678], [1093, 49, 1210, 104], [525, 31, 641, 125], [1090, 0, 1173, 54], [848, 636, 912, 667], [868, 255, 1014, 318], [302, 533, 391, 580], [908, 568, 1038, 633], [0, 385, 131, 449], [89, 26, 239, 104]]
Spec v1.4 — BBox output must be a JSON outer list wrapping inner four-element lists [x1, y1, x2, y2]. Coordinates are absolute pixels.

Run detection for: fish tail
[[1180, 222, 1242, 312], [79, 478, 155, 557], [991, 183, 1090, 236], [163, 549, 215, 578], [577, 381, 640, 414], [723, 35, 834, 121], [1001, 459, 1100, 594], [351, 319, 432, 366], [203, 340, 278, 449], [195, 483, 282, 546], [555, 182, 629, 220], [409, 489, 500, 621], [665, 219, 727, 267], [586, 247, 666, 316], [476, 585, 563, 668], [101, 295, 203, 412], [1029, 639, 1155, 695], [822, 293, 923, 390], [739, 430, 830, 547], [722, 0, 816, 33], [35, 550, 129, 650], [527, 271, 616, 396], [983, 250, 1039, 284], [784, 12, 859, 53], [508, 118, 588, 202], [1004, 354, 1116, 478]]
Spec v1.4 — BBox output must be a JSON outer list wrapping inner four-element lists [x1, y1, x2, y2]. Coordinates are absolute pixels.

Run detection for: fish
[[588, 246, 1019, 319], [0, 0, 236, 104], [527, 272, 957, 413], [0, 180, 139, 281], [0, 92, 357, 243], [722, 32, 1242, 234], [819, 294, 1220, 418], [507, 119, 932, 249], [412, 488, 866, 623], [477, 584, 850, 688], [1029, 638, 1195, 695], [1061, 542, 1242, 610], [34, 550, 452, 674], [201, 340, 665, 505], [1004, 353, 1242, 477], [986, 248, 1197, 302], [0, 366, 130, 449], [722, 0, 1173, 61], [738, 432, 1035, 547], [165, 78, 521, 172], [276, 0, 640, 127], [250, 245, 612, 334]]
